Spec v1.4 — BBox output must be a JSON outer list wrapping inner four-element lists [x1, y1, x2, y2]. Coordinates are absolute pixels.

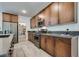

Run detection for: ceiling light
[[54, 4, 61, 12], [38, 15, 44, 19], [54, 4, 59, 11], [22, 10, 27, 14]]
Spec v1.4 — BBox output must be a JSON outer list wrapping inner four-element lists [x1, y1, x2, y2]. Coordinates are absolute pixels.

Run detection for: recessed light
[[22, 10, 27, 14], [38, 15, 44, 19]]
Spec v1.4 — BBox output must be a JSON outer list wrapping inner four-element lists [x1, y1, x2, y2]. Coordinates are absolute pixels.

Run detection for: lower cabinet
[[40, 35, 55, 56], [40, 35, 71, 57], [40, 35, 46, 51], [55, 38, 71, 57], [28, 32, 35, 43], [46, 36, 55, 56]]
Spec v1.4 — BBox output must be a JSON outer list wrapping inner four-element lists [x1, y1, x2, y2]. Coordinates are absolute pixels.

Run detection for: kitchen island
[[0, 34, 14, 56]]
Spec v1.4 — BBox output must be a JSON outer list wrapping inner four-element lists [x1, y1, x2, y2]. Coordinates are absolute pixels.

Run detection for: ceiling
[[0, 2, 50, 17]]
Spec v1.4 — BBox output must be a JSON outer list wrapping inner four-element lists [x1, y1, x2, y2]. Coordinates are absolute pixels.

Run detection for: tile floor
[[12, 41, 51, 57], [18, 35, 26, 42]]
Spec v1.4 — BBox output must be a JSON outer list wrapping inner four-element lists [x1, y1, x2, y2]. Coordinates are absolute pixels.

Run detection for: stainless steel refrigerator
[[3, 22, 18, 43], [10, 22, 18, 43]]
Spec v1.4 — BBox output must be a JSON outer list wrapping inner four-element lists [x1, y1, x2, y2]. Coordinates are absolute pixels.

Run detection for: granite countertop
[[41, 33, 78, 38], [0, 34, 10, 38], [0, 34, 10, 35], [28, 31, 79, 38], [0, 34, 14, 38]]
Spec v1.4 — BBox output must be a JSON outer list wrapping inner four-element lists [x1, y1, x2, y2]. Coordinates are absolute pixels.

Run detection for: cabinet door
[[59, 2, 74, 24], [50, 2, 59, 25], [11, 15, 18, 23], [35, 16, 39, 27], [31, 17, 37, 28], [28, 32, 34, 43], [40, 35, 46, 51], [28, 32, 32, 41], [31, 32, 35, 43], [44, 6, 51, 26], [46, 36, 55, 56], [3, 13, 11, 22], [55, 38, 71, 57], [31, 18, 35, 28], [38, 11, 45, 26]]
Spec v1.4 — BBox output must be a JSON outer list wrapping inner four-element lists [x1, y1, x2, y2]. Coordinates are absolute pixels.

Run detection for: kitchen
[[28, 2, 79, 57], [0, 2, 79, 57]]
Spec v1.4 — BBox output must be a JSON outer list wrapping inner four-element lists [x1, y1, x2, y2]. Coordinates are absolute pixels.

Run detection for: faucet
[[66, 28, 69, 34]]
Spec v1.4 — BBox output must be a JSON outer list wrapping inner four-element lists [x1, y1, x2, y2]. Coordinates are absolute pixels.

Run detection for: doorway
[[18, 23, 26, 42]]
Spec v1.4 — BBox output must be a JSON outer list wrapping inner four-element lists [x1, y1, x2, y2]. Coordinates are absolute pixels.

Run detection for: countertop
[[0, 34, 10, 35], [0, 34, 14, 38], [41, 33, 78, 38], [28, 31, 79, 38], [0, 34, 14, 55]]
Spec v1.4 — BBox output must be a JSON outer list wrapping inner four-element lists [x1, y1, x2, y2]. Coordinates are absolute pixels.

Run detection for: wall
[[0, 12, 2, 31], [18, 15, 31, 42], [29, 3, 79, 31]]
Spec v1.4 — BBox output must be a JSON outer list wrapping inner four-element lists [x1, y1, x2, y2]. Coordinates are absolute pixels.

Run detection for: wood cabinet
[[37, 11, 46, 27], [44, 6, 51, 26], [28, 31, 35, 43], [28, 31, 32, 41], [11, 14, 18, 23], [59, 2, 74, 24], [40, 35, 71, 57], [38, 6, 51, 26], [40, 35, 55, 56], [35, 16, 39, 27], [40, 35, 46, 51], [31, 17, 37, 28], [55, 38, 71, 57], [30, 2, 76, 28], [3, 13, 11, 22], [3, 13, 18, 23], [46, 36, 55, 56], [50, 2, 59, 25]]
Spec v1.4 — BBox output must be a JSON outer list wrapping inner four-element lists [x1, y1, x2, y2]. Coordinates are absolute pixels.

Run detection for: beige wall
[[0, 12, 2, 31]]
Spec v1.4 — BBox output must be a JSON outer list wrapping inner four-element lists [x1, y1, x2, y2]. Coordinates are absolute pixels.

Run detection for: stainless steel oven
[[34, 31, 41, 48]]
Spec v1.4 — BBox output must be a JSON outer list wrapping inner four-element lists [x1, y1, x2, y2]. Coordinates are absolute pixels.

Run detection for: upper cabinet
[[3, 13, 18, 23], [50, 2, 59, 25], [11, 14, 18, 23], [59, 2, 75, 24], [3, 13, 11, 22], [30, 2, 76, 28], [44, 6, 51, 26], [31, 16, 37, 28]]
